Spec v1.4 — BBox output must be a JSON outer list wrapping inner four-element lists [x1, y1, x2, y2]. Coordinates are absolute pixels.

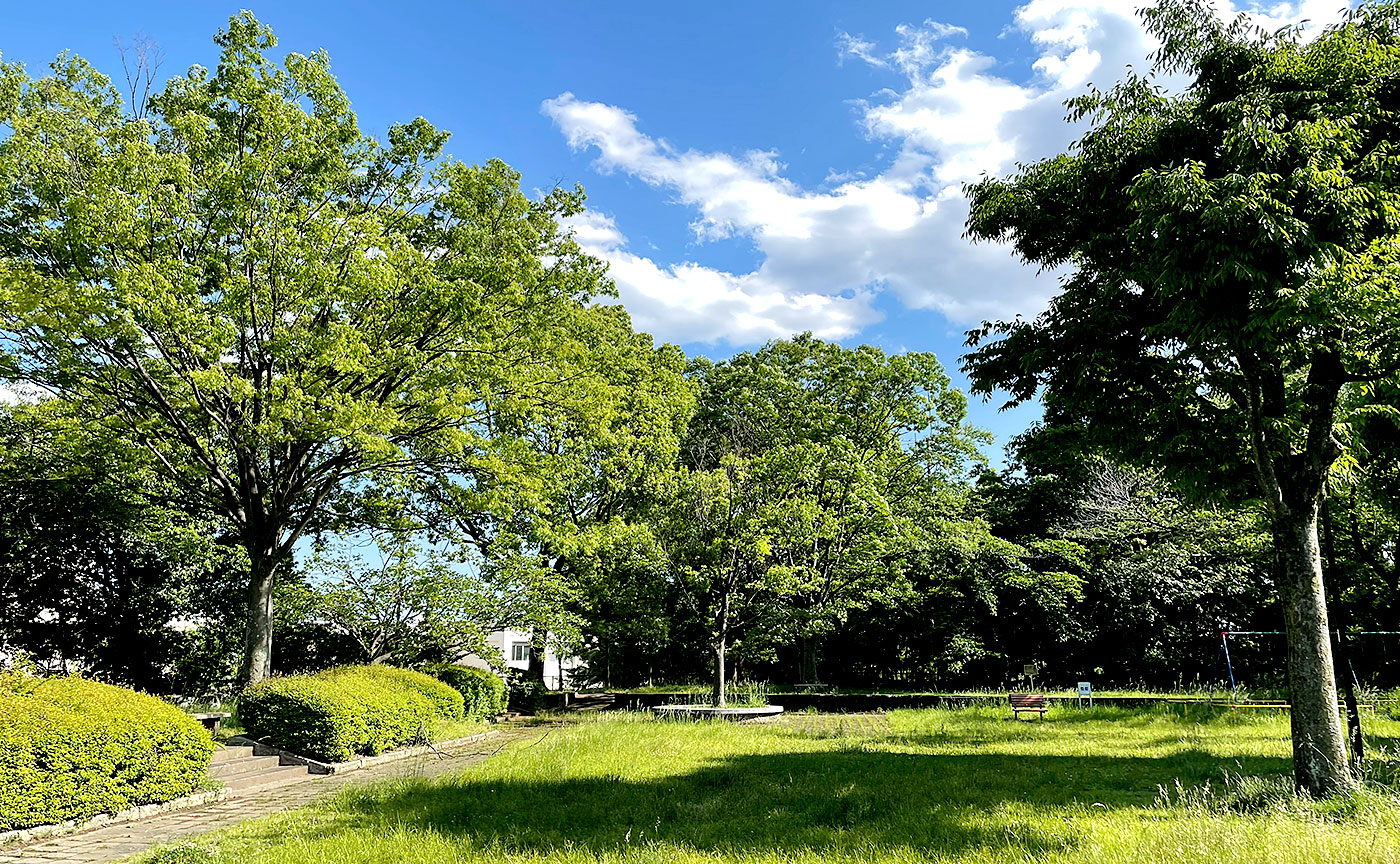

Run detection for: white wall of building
[[462, 629, 585, 691]]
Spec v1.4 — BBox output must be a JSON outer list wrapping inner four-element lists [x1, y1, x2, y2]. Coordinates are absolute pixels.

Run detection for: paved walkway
[[0, 727, 539, 864], [781, 711, 891, 738]]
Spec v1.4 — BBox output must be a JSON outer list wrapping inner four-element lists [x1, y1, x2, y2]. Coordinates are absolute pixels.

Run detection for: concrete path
[[0, 727, 539, 864]]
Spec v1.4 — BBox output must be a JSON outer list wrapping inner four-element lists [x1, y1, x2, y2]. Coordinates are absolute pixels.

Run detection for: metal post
[[1221, 631, 1237, 701]]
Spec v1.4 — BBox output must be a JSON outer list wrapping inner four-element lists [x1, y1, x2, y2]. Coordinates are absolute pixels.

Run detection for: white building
[[459, 629, 585, 691]]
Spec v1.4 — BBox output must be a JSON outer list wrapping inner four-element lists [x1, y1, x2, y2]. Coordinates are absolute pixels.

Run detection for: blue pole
[[1221, 631, 1237, 701]]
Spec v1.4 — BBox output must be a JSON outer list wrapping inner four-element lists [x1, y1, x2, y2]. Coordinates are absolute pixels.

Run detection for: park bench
[[1009, 693, 1047, 720], [190, 711, 231, 736]]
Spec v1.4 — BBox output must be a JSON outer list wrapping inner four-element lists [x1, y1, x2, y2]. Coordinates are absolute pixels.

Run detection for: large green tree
[[429, 317, 694, 685], [652, 456, 789, 705], [660, 335, 987, 704], [0, 15, 617, 683], [963, 1, 1400, 794]]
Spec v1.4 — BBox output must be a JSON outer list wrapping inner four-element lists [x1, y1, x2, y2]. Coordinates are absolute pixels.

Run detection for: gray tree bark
[[713, 591, 730, 707], [1245, 347, 1355, 797], [714, 640, 727, 707], [799, 637, 819, 684], [1276, 503, 1352, 795], [239, 555, 278, 686]]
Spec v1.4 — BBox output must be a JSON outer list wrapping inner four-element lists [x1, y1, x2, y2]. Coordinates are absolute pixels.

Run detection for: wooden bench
[[1009, 693, 1047, 720]]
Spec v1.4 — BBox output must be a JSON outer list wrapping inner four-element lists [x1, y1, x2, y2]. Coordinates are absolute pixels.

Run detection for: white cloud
[[835, 32, 888, 69], [0, 382, 47, 406], [565, 210, 880, 345], [546, 1, 1352, 347]]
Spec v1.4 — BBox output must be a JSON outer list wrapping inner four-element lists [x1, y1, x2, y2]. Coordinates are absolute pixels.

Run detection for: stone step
[[210, 745, 255, 765], [209, 754, 286, 780], [222, 764, 313, 794]]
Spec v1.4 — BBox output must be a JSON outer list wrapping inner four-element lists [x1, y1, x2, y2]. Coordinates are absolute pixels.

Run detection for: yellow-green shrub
[[423, 664, 507, 720], [351, 665, 465, 719], [0, 674, 216, 832], [239, 665, 463, 762]]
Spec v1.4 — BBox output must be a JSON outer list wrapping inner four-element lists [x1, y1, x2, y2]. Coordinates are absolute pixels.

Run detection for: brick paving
[[781, 711, 890, 738], [0, 727, 538, 864]]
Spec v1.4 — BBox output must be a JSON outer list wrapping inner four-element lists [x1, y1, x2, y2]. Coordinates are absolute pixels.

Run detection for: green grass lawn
[[142, 707, 1400, 863]]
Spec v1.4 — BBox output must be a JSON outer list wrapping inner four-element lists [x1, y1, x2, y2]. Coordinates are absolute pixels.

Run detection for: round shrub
[[344, 666, 465, 720], [423, 664, 507, 720], [239, 665, 464, 763], [0, 674, 216, 832]]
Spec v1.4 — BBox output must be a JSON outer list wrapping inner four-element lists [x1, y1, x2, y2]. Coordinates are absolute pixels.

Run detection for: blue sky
[[3, 1, 1345, 456]]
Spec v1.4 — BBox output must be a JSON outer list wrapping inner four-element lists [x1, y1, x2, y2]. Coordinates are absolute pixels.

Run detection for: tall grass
[[611, 683, 1295, 700], [138, 706, 1400, 864], [664, 681, 769, 707]]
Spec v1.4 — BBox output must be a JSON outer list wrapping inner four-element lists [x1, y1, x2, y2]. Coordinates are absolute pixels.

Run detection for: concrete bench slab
[[652, 704, 785, 723]]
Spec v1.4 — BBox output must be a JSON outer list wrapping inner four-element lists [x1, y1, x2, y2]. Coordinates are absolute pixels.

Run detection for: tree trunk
[[528, 628, 548, 688], [1321, 498, 1364, 771], [239, 554, 277, 686], [1275, 504, 1353, 795], [799, 637, 819, 684], [714, 591, 730, 707], [714, 639, 727, 707]]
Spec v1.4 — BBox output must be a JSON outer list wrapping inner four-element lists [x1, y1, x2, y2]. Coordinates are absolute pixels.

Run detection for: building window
[[511, 643, 531, 662]]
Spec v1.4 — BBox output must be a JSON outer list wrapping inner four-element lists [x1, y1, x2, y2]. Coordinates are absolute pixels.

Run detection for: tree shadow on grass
[[281, 747, 1291, 861]]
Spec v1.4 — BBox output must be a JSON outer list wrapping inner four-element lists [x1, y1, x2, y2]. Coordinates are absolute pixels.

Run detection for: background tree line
[[10, 327, 1400, 703]]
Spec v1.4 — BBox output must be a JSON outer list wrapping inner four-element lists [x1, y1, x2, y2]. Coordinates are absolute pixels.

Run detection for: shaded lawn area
[[141, 707, 1400, 864]]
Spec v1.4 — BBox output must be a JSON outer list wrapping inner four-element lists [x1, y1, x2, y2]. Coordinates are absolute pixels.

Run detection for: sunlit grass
[[430, 717, 490, 741], [137, 706, 1400, 864]]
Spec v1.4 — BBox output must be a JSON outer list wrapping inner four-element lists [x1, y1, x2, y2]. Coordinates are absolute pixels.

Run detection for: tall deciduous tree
[[662, 335, 987, 704], [690, 336, 989, 683], [0, 15, 615, 683], [429, 318, 694, 685], [653, 456, 787, 706], [963, 1, 1400, 794]]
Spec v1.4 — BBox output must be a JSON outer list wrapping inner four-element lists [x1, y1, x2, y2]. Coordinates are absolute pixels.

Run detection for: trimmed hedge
[[239, 665, 464, 763], [355, 665, 465, 719], [0, 674, 216, 832], [423, 664, 507, 720]]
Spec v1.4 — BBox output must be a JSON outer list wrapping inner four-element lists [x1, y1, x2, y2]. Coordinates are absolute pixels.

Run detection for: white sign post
[[1077, 681, 1093, 709]]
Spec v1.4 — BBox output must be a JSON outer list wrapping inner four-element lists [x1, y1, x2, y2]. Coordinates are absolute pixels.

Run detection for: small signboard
[[1077, 681, 1093, 709], [1021, 663, 1040, 691]]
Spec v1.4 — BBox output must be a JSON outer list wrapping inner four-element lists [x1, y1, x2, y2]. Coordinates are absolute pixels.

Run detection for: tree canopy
[[0, 404, 242, 692], [654, 335, 991, 704]]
